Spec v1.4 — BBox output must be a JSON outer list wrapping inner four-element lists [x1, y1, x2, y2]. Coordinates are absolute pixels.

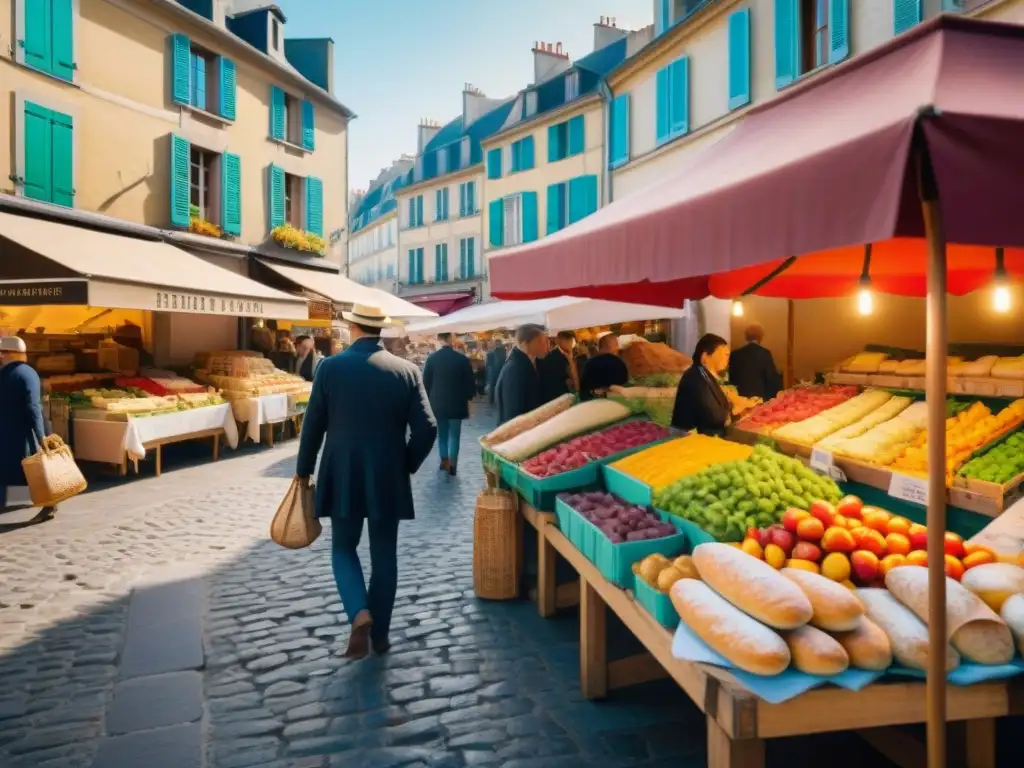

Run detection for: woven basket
[[22, 435, 87, 507], [473, 484, 521, 601]]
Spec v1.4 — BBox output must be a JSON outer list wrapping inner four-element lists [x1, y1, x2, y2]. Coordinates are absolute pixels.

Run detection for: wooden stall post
[[579, 575, 607, 700], [785, 299, 795, 388]]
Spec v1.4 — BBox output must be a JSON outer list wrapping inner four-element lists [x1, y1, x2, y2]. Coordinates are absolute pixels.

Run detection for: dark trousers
[[330, 515, 400, 642]]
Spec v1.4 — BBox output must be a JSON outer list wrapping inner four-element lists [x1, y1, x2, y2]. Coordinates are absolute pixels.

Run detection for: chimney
[[532, 40, 571, 84], [626, 23, 656, 57], [594, 16, 627, 51], [462, 82, 504, 127], [417, 119, 442, 153]]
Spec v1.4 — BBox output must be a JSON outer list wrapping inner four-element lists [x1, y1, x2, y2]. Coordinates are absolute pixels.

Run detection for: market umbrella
[[490, 17, 1024, 765]]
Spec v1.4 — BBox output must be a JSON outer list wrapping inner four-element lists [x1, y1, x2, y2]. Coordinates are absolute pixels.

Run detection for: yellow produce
[[610, 434, 753, 490], [773, 389, 893, 445]]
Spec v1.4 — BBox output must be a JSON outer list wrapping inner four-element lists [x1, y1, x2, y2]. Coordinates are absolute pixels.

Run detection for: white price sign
[[889, 472, 929, 506], [810, 449, 848, 482]]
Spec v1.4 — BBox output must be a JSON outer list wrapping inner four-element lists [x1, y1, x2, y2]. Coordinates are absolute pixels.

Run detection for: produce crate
[[555, 499, 689, 588], [602, 464, 653, 506], [657, 514, 718, 547], [633, 575, 679, 629], [518, 463, 602, 512]]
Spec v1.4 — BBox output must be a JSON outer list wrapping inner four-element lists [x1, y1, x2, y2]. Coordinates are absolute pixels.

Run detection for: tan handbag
[[21, 435, 88, 507], [270, 478, 322, 549]]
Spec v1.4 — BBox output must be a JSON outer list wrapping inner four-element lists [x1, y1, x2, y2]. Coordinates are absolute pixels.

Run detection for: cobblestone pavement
[[0, 404, 980, 767]]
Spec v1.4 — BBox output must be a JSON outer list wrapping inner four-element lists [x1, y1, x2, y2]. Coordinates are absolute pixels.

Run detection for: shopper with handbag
[[0, 337, 56, 519]]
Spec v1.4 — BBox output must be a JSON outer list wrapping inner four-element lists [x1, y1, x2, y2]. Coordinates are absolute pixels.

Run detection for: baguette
[[670, 579, 791, 676], [833, 616, 893, 671], [960, 563, 1024, 613], [782, 568, 865, 631], [481, 394, 573, 446], [1001, 593, 1024, 656], [857, 588, 960, 672], [784, 625, 849, 676], [692, 543, 812, 630]]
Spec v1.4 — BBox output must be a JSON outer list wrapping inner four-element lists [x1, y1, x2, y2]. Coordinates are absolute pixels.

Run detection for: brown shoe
[[448, 464, 457, 477], [344, 610, 373, 659], [439, 458, 450, 472]]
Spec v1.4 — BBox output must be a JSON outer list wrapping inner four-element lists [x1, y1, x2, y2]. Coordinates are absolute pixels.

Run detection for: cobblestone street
[[1, 404, 911, 767]]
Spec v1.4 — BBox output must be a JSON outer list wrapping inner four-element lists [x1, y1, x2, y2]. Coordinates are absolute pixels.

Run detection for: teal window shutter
[[488, 199, 504, 247], [417, 248, 424, 283], [22, 0, 50, 74], [458, 183, 466, 217], [459, 238, 467, 278], [510, 141, 520, 173], [49, 109, 74, 207], [521, 191, 538, 243], [467, 181, 475, 214], [610, 94, 630, 168], [269, 86, 286, 140], [728, 9, 752, 110], [169, 135, 191, 227], [416, 195, 424, 226], [408, 250, 415, 283], [221, 152, 241, 236], [305, 176, 324, 236], [23, 102, 52, 203], [487, 148, 502, 179], [51, 0, 75, 82], [268, 164, 286, 229], [568, 115, 585, 156], [301, 100, 316, 150], [467, 237, 475, 277], [893, 0, 921, 35], [546, 183, 564, 234], [669, 57, 689, 136], [774, 0, 799, 89], [548, 123, 562, 163], [435, 189, 443, 220], [568, 176, 589, 224], [408, 197, 416, 227], [435, 244, 442, 280], [170, 34, 191, 106], [218, 57, 237, 120], [655, 66, 670, 144], [657, 0, 671, 35], [829, 0, 849, 63], [522, 136, 535, 170]]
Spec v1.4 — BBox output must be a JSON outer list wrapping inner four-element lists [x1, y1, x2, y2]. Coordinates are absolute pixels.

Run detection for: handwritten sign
[[889, 472, 929, 506]]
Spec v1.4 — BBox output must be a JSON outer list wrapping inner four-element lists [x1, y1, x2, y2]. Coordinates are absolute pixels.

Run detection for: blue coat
[[0, 362, 45, 487], [422, 346, 475, 420], [485, 346, 507, 388], [296, 337, 437, 522], [494, 348, 542, 425]]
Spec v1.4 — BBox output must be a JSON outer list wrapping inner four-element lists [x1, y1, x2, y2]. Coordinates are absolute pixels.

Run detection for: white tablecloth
[[232, 394, 291, 443], [73, 404, 239, 463]]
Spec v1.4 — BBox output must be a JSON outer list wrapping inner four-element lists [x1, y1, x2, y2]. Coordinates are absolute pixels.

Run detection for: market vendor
[[671, 333, 732, 436], [539, 330, 579, 401], [729, 323, 782, 401], [579, 333, 628, 401], [494, 324, 547, 425], [113, 323, 154, 367]]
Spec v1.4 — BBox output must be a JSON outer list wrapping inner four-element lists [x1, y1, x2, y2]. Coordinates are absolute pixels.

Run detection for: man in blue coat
[[296, 305, 437, 659], [422, 333, 476, 476], [484, 340, 507, 404], [0, 337, 54, 518], [495, 324, 548, 425]]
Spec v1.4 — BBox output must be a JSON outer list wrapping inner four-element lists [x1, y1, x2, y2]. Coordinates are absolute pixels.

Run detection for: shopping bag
[[270, 478, 321, 549], [21, 435, 88, 507]]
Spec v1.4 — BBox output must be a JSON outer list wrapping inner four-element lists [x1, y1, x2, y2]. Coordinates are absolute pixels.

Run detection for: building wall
[[348, 213, 398, 288], [1, 0, 348, 263]]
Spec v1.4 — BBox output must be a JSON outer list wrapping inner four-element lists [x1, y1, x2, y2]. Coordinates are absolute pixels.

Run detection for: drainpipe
[[598, 79, 614, 206]]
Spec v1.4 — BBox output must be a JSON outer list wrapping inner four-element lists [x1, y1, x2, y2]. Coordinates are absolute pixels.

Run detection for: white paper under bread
[[857, 588, 960, 672]]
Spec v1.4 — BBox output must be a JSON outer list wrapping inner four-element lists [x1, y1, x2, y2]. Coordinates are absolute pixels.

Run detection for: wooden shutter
[[218, 57, 237, 120], [728, 9, 752, 110], [22, 102, 52, 203], [22, 0, 49, 73], [49, 110, 74, 207], [221, 152, 241, 236], [488, 199, 504, 247], [268, 165, 286, 229], [829, 0, 850, 63], [610, 94, 630, 167], [521, 191, 538, 243], [417, 248, 424, 283], [548, 123, 562, 163], [301, 100, 316, 150], [546, 183, 564, 235], [522, 136, 535, 170], [170, 34, 191, 106], [487, 148, 502, 179], [467, 181, 475, 214], [169, 135, 191, 227], [51, 0, 75, 81], [894, 0, 921, 35], [458, 184, 466, 217], [656, 66, 671, 144], [568, 115, 585, 156], [774, 0, 799, 89], [459, 238, 467, 278], [435, 244, 442, 281], [416, 195, 423, 226], [305, 176, 323, 236], [269, 86, 286, 140], [408, 198, 416, 227], [669, 57, 689, 137], [467, 238, 475, 277]]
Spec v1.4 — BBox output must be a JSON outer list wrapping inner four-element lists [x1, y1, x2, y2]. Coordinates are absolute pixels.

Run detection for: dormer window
[[272, 19, 280, 50], [565, 71, 580, 102], [524, 90, 538, 118]]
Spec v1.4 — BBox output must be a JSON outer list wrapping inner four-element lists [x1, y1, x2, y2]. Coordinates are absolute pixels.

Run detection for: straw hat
[[0, 336, 27, 353], [341, 303, 393, 329]]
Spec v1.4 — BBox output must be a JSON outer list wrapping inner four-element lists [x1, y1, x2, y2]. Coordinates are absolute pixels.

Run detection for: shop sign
[[0, 280, 88, 305], [308, 300, 332, 321], [154, 290, 266, 317]]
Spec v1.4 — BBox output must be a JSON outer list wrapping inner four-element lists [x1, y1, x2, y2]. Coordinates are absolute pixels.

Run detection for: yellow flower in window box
[[271, 224, 326, 256], [189, 217, 222, 238]]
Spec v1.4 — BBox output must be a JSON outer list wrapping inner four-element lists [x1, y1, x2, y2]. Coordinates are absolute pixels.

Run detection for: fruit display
[[991, 355, 1024, 380], [607, 385, 676, 426], [633, 553, 699, 593], [773, 389, 894, 445], [115, 372, 207, 396], [42, 373, 114, 394], [522, 444, 589, 477], [735, 385, 858, 432], [573, 421, 672, 459], [609, 434, 753, 491], [489, 400, 631, 462], [816, 396, 913, 450], [742, 495, 999, 586], [822, 401, 929, 464], [558, 491, 678, 543], [839, 352, 889, 374], [57, 387, 226, 420], [958, 430, 1024, 485], [653, 445, 842, 542]]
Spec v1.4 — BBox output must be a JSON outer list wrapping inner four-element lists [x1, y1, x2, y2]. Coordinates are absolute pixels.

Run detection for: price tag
[[889, 472, 929, 506], [827, 464, 848, 483], [810, 448, 835, 473]]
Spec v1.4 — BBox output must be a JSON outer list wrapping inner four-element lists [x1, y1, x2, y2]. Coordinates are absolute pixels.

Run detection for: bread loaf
[[833, 616, 893, 671], [691, 543, 812, 630], [1001, 593, 1024, 656], [782, 568, 865, 631], [857, 588, 960, 672], [960, 563, 1024, 613], [670, 579, 791, 676], [784, 625, 849, 676]]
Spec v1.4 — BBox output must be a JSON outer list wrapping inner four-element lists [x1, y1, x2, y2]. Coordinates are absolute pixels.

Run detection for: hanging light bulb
[[731, 299, 744, 318], [857, 287, 874, 316], [993, 248, 1012, 313]]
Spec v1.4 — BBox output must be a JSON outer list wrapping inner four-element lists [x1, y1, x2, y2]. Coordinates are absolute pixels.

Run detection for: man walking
[[296, 304, 437, 659], [294, 335, 323, 383], [729, 323, 782, 401], [494, 324, 548, 425], [423, 333, 476, 476], [484, 340, 507, 405]]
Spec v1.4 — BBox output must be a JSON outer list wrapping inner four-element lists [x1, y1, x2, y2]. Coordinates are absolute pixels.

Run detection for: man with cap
[[729, 323, 782, 401], [0, 337, 56, 518], [494, 324, 548, 425], [296, 304, 437, 659]]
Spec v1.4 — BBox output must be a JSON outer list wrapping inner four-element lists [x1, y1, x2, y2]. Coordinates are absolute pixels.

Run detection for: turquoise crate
[[654, 510, 718, 547], [518, 462, 602, 511], [634, 574, 679, 629], [555, 499, 690, 588], [602, 464, 653, 506]]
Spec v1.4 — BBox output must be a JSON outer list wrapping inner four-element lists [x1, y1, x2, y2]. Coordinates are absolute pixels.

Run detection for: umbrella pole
[[919, 146, 948, 768], [786, 299, 795, 388]]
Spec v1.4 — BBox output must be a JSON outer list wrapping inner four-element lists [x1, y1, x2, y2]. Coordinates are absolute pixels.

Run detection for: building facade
[[1, 0, 351, 264], [347, 154, 413, 289]]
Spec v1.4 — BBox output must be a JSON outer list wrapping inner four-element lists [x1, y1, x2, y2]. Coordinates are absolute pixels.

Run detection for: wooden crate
[[868, 374, 910, 389], [826, 372, 870, 386]]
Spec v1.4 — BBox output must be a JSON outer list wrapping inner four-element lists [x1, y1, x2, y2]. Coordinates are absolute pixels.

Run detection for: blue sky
[[282, 0, 652, 192]]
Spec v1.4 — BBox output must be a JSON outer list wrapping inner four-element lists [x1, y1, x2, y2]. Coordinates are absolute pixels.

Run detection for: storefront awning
[[406, 292, 475, 316], [0, 211, 308, 319], [255, 260, 437, 319], [489, 16, 1024, 304]]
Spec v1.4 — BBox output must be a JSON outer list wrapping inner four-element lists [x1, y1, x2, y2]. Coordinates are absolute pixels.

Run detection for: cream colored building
[[349, 211, 399, 290]]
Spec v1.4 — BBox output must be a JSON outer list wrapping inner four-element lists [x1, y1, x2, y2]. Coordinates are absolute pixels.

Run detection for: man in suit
[[539, 330, 579, 402], [580, 333, 629, 401], [495, 324, 549, 425], [729, 323, 782, 401], [423, 333, 476, 476], [484, 340, 507, 404], [294, 335, 323, 383], [296, 304, 437, 659]]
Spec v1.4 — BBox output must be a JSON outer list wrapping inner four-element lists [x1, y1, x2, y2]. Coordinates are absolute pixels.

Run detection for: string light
[[731, 300, 744, 318], [857, 245, 874, 316], [993, 247, 1012, 314]]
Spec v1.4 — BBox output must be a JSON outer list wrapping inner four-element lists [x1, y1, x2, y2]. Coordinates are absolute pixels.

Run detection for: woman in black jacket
[[671, 334, 732, 436]]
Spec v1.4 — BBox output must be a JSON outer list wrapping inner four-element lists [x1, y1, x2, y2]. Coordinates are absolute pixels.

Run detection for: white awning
[[256, 260, 437, 319], [0, 212, 308, 319]]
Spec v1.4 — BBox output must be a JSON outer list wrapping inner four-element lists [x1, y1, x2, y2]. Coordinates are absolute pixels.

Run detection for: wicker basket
[[22, 435, 87, 507], [473, 484, 521, 601]]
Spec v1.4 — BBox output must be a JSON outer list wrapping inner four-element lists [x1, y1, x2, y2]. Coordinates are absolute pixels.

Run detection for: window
[[487, 148, 503, 179], [895, 0, 923, 34], [459, 181, 476, 217], [170, 35, 236, 120], [435, 188, 449, 221], [775, 0, 848, 88], [510, 136, 535, 173], [283, 173, 306, 227], [17, 0, 76, 82], [19, 101, 75, 208], [175, 138, 240, 233], [548, 115, 585, 163], [408, 248, 424, 284], [408, 194, 424, 227], [802, 0, 829, 73], [609, 94, 630, 168], [656, 56, 690, 144], [503, 195, 522, 247], [272, 18, 280, 50], [459, 238, 476, 279], [564, 71, 580, 102], [524, 90, 538, 118], [435, 244, 449, 282], [270, 86, 315, 150], [546, 175, 598, 234], [190, 146, 220, 222], [657, 0, 672, 35], [189, 49, 214, 111]]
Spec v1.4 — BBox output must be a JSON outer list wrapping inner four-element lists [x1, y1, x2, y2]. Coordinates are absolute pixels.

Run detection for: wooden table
[[129, 428, 223, 477], [519, 501, 1020, 768]]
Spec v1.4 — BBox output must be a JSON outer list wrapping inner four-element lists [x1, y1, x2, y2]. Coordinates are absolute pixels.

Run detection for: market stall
[[483, 16, 1024, 767]]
